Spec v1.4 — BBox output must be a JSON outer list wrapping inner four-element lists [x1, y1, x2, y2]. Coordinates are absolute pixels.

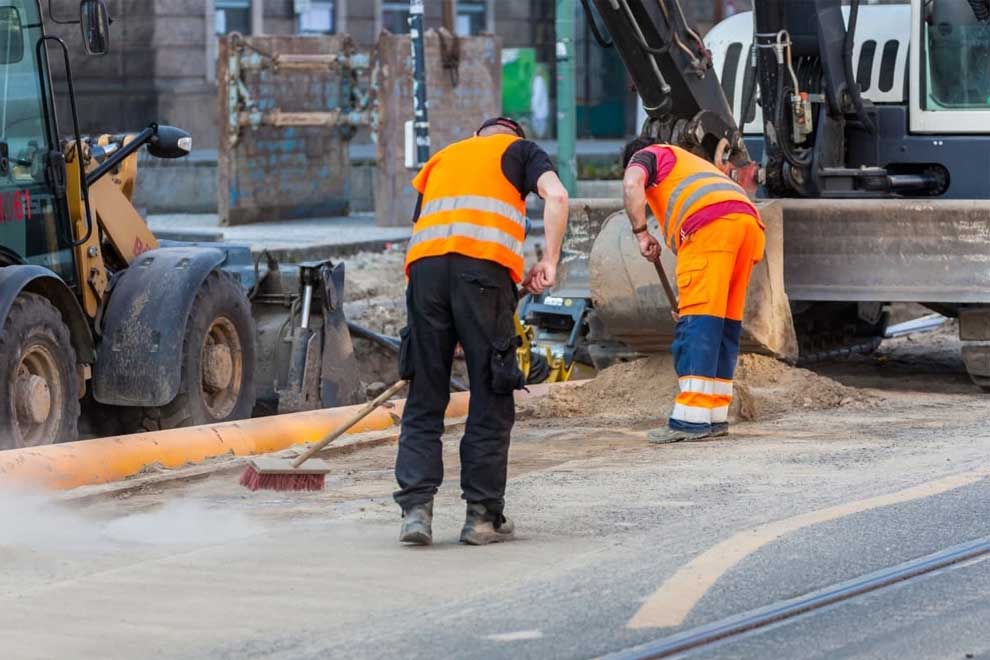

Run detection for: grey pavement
[[147, 213, 552, 263], [147, 212, 412, 261], [692, 540, 990, 660], [4, 365, 990, 659]]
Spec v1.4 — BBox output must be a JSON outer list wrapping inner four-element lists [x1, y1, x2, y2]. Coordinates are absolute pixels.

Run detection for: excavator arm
[[584, 0, 757, 191], [585, 0, 950, 199]]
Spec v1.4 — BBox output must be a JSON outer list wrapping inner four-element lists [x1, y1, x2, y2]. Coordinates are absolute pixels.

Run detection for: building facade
[[50, 1, 750, 149]]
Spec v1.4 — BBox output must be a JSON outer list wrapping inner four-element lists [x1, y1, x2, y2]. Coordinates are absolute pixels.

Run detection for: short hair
[[622, 136, 658, 169], [477, 116, 526, 139]]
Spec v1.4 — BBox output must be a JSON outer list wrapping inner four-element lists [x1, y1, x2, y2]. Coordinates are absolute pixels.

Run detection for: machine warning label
[[0, 189, 32, 223]]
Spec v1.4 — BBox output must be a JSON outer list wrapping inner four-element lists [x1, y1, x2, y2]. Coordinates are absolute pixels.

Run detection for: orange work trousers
[[668, 213, 765, 431]]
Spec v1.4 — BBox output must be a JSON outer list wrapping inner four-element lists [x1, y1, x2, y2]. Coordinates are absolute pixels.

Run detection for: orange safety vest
[[405, 134, 527, 283], [644, 145, 759, 253]]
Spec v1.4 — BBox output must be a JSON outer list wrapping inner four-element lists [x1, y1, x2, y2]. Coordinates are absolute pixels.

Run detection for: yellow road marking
[[627, 470, 988, 629]]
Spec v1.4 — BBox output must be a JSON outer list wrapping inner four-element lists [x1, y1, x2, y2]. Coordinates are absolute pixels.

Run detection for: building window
[[297, 0, 335, 34], [382, 1, 410, 34], [216, 0, 251, 35], [457, 0, 487, 36]]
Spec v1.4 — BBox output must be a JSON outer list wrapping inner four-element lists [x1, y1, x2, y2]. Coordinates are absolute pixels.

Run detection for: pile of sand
[[524, 354, 867, 423]]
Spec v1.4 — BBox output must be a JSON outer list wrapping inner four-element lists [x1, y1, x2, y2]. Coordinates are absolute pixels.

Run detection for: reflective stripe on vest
[[642, 146, 757, 254], [665, 181, 749, 244], [420, 195, 528, 229], [407, 219, 524, 255], [406, 134, 528, 282]]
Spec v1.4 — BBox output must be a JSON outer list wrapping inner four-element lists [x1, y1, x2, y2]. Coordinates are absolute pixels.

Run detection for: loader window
[[0, 7, 23, 64], [0, 1, 75, 283], [923, 8, 990, 109]]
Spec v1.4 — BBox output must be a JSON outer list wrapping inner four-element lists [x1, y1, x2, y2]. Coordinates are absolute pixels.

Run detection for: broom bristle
[[239, 465, 326, 492]]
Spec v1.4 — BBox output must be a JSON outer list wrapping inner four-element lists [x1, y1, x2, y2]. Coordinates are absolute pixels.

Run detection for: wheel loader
[[0, 0, 364, 448], [529, 0, 990, 389]]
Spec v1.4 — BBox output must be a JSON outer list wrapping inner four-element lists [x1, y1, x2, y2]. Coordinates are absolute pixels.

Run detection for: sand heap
[[525, 354, 866, 423]]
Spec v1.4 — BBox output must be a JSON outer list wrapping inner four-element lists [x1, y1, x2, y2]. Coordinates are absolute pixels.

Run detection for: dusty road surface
[[3, 328, 990, 660]]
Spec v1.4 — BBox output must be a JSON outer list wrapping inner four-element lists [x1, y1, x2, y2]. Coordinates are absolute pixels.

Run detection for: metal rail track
[[603, 536, 990, 660]]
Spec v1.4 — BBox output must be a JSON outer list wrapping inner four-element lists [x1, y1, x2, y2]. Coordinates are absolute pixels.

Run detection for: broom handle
[[652, 257, 679, 316], [292, 379, 409, 468]]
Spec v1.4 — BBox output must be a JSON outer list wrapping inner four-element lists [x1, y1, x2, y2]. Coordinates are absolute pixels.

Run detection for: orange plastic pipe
[[0, 386, 552, 491], [0, 392, 448, 491]]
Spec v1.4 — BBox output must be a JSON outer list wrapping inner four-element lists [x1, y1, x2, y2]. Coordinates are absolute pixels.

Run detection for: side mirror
[[148, 125, 193, 159], [80, 0, 110, 55]]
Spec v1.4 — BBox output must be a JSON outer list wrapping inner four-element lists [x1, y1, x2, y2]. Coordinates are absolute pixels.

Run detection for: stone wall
[[47, 1, 215, 148], [375, 33, 501, 227]]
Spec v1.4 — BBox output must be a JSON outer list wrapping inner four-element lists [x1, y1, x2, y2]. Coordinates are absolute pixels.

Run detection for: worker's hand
[[522, 259, 557, 295], [637, 231, 662, 262]]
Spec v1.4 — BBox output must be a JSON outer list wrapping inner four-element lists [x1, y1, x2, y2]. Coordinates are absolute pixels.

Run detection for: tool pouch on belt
[[398, 326, 415, 381], [491, 334, 526, 395]]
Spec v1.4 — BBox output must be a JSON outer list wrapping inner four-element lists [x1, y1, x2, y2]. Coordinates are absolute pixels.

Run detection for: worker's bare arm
[[523, 171, 569, 295], [622, 166, 661, 262], [536, 171, 569, 266]]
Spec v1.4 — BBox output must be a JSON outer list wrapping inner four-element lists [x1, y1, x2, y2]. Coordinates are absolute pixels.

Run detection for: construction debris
[[523, 354, 869, 425]]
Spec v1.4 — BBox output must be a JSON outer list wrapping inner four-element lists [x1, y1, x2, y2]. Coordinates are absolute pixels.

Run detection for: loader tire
[[0, 293, 79, 449], [130, 270, 256, 432]]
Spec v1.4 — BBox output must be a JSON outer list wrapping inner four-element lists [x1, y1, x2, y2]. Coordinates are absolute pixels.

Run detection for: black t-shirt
[[411, 139, 555, 222], [500, 139, 556, 200]]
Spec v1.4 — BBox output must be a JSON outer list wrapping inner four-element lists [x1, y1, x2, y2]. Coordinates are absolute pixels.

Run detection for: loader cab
[[0, 0, 75, 282]]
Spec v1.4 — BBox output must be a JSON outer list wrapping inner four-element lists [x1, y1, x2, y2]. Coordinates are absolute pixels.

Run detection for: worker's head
[[622, 136, 658, 169], [477, 116, 526, 139]]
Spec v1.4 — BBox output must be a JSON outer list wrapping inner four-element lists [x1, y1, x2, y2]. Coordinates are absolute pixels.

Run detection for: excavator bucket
[[588, 201, 797, 361]]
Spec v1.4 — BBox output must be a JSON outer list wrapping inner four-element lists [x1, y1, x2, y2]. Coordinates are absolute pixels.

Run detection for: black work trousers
[[394, 254, 519, 516]]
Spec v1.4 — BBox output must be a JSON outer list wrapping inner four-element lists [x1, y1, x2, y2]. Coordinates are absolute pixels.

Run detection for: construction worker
[[621, 138, 765, 444], [395, 117, 570, 546]]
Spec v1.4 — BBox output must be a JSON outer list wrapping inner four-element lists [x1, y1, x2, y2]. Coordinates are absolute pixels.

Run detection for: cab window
[[923, 0, 990, 109]]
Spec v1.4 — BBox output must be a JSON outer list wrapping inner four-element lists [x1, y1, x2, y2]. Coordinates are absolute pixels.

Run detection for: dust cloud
[[0, 490, 262, 552], [0, 490, 107, 552], [102, 500, 260, 545]]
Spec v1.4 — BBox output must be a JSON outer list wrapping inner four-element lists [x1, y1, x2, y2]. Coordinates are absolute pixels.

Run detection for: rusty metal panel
[[217, 35, 368, 226], [375, 33, 502, 227]]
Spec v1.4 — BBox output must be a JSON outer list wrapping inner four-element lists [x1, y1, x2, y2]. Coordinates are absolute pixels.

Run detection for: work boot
[[459, 503, 515, 545], [710, 422, 730, 438], [399, 501, 433, 545], [647, 426, 717, 444]]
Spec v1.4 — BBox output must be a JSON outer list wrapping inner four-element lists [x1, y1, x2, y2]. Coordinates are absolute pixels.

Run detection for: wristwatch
[[632, 224, 650, 234]]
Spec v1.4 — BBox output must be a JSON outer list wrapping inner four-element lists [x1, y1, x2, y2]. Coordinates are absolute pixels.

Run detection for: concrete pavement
[[4, 364, 990, 659]]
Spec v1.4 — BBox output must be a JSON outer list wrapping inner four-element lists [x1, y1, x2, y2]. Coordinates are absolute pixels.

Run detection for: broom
[[239, 379, 408, 492], [652, 256, 680, 321]]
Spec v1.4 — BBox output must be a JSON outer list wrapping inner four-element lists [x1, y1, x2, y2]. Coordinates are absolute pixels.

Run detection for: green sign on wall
[[502, 48, 551, 138]]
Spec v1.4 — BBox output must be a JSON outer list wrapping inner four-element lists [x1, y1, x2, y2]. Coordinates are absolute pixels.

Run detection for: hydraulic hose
[[843, 0, 876, 134], [775, 62, 813, 169]]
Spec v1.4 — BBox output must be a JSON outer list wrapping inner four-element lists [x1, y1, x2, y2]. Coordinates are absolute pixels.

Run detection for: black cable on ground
[[347, 321, 468, 392]]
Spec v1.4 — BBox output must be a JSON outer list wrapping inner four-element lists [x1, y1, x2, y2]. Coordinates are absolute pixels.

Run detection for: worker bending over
[[621, 138, 764, 444], [395, 117, 570, 545]]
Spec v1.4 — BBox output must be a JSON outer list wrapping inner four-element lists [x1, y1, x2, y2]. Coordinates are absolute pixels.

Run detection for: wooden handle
[[652, 258, 679, 312], [292, 379, 409, 468]]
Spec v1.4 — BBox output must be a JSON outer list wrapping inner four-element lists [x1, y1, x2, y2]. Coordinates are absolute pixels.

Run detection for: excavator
[[534, 0, 990, 388], [0, 0, 365, 448]]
